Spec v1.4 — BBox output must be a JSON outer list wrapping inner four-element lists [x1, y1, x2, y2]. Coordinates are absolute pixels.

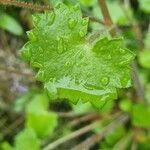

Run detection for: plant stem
[[98, 0, 116, 36], [0, 0, 52, 11], [71, 114, 129, 150], [42, 121, 99, 150]]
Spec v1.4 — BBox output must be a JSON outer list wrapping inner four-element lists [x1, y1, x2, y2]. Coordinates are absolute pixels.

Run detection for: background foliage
[[0, 0, 150, 150]]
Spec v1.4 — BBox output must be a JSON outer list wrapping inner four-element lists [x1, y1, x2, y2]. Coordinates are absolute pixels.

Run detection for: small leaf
[[14, 128, 40, 150], [26, 94, 58, 138], [132, 104, 150, 128], [139, 0, 150, 13], [138, 51, 150, 69], [119, 98, 132, 112], [0, 13, 23, 36]]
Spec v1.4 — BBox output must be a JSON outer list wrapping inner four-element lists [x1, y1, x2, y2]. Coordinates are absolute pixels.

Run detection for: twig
[[98, 0, 116, 36], [42, 121, 99, 150], [56, 111, 77, 118], [0, 0, 52, 12], [3, 117, 24, 136], [70, 113, 100, 127], [0, 0, 104, 25], [71, 114, 129, 150], [118, 2, 145, 101], [132, 63, 145, 101], [120, 2, 143, 48], [84, 14, 104, 25]]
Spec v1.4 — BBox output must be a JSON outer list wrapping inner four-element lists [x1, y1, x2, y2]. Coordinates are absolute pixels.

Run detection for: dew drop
[[79, 31, 86, 38], [47, 12, 55, 26], [27, 31, 36, 41], [36, 71, 45, 81], [65, 62, 72, 68], [107, 55, 112, 60], [57, 37, 65, 54], [83, 83, 94, 90], [74, 4, 80, 11], [55, 3, 61, 9], [82, 19, 87, 26], [33, 15, 40, 25], [39, 47, 43, 53], [22, 48, 31, 60], [68, 18, 76, 29], [120, 48, 125, 54], [101, 77, 109, 86], [32, 62, 43, 68]]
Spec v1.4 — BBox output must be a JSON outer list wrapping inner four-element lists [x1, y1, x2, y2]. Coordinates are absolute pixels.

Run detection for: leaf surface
[[21, 3, 135, 107]]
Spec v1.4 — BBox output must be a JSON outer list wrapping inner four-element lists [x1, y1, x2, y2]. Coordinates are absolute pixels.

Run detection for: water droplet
[[101, 77, 109, 86], [68, 18, 76, 29], [120, 48, 125, 54], [79, 54, 83, 60], [22, 48, 31, 60], [57, 37, 65, 54], [36, 71, 45, 81], [83, 83, 94, 90], [65, 62, 72, 68], [79, 31, 86, 38], [107, 55, 111, 60], [74, 4, 80, 11], [32, 62, 43, 68], [55, 3, 61, 9], [39, 47, 43, 53], [82, 19, 87, 26], [47, 12, 55, 26], [27, 31, 36, 41], [33, 14, 40, 25]]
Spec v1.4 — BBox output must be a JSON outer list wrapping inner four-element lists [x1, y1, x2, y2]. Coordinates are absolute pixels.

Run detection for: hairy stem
[[0, 0, 52, 11]]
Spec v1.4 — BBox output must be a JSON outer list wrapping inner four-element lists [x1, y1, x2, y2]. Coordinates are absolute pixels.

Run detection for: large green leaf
[[21, 3, 135, 107]]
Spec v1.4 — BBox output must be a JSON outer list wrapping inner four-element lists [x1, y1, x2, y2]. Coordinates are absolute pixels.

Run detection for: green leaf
[[119, 98, 132, 112], [139, 0, 150, 13], [1, 142, 13, 150], [138, 51, 150, 69], [0, 13, 23, 36], [14, 128, 40, 150], [105, 126, 126, 146], [21, 3, 135, 107], [80, 0, 96, 6], [26, 94, 58, 138], [132, 104, 150, 128]]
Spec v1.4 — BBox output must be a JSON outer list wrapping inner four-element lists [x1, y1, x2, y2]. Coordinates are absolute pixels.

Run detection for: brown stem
[[43, 121, 99, 150], [98, 0, 116, 36], [71, 114, 129, 150], [70, 113, 100, 127], [98, 0, 113, 27], [132, 63, 145, 102], [0, 0, 52, 12]]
